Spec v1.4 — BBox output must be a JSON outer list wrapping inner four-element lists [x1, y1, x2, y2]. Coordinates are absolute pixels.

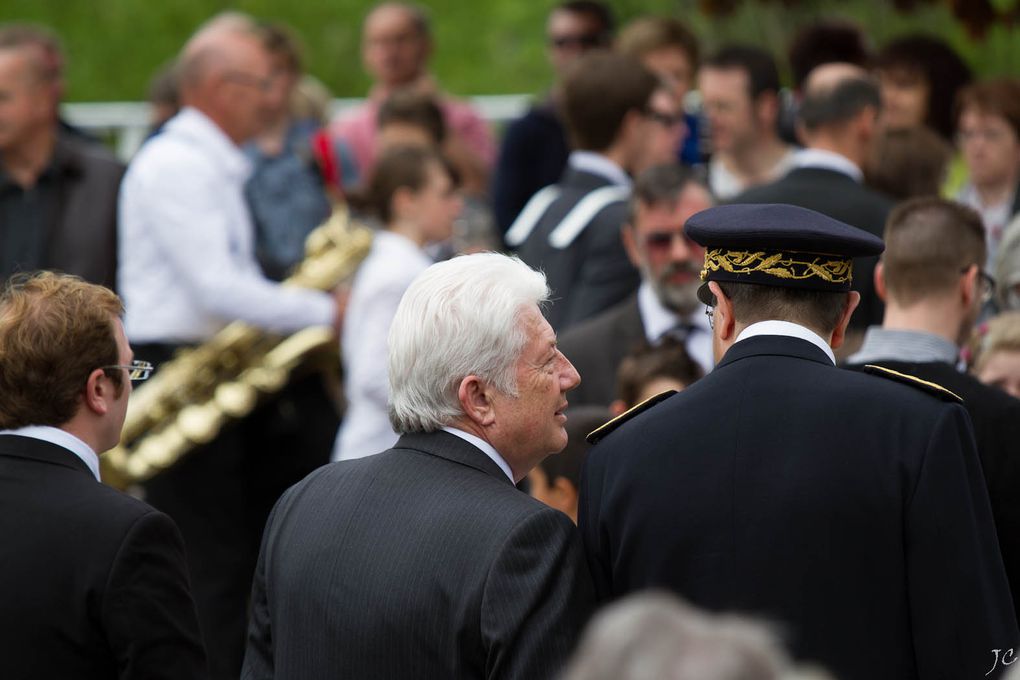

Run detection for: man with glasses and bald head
[[0, 271, 206, 680]]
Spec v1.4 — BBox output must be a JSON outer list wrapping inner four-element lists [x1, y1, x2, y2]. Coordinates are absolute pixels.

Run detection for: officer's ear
[[708, 281, 736, 341], [829, 291, 861, 350]]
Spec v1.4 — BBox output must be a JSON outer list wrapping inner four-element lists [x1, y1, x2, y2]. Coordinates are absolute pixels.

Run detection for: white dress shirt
[[567, 151, 631, 187], [118, 107, 335, 343], [0, 425, 101, 481], [636, 281, 714, 373], [791, 148, 863, 182], [441, 427, 514, 482], [735, 320, 836, 365], [333, 231, 434, 461]]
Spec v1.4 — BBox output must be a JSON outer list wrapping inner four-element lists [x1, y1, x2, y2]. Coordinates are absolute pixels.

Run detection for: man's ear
[[874, 261, 887, 302], [82, 368, 112, 417], [708, 281, 737, 342], [457, 375, 495, 427], [755, 92, 779, 128], [960, 264, 979, 308], [829, 291, 862, 350], [621, 224, 642, 269]]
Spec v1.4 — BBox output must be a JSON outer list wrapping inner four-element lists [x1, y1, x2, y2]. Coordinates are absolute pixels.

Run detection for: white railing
[[62, 94, 533, 161]]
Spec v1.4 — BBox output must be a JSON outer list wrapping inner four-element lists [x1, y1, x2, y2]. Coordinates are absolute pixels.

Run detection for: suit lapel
[[394, 431, 514, 486], [0, 434, 94, 477]]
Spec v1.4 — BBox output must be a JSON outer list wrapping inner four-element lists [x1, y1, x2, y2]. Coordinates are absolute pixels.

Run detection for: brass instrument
[[102, 206, 373, 489]]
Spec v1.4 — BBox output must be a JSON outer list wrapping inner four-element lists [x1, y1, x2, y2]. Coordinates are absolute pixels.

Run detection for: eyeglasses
[[956, 127, 1013, 145], [644, 107, 686, 128], [642, 230, 700, 252], [962, 266, 997, 305], [705, 299, 716, 331], [224, 71, 274, 92], [101, 360, 154, 382], [548, 34, 604, 49]]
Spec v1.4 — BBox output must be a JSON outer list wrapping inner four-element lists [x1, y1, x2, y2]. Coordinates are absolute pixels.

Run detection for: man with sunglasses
[[559, 163, 713, 407], [846, 197, 1020, 623], [0, 272, 207, 680], [492, 1, 614, 237]]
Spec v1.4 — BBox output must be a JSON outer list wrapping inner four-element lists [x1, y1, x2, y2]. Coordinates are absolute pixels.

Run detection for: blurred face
[[546, 9, 605, 78], [642, 46, 693, 105], [216, 36, 275, 143], [362, 6, 430, 88], [635, 376, 687, 404], [699, 66, 756, 155], [263, 53, 300, 121], [490, 305, 581, 478], [876, 66, 929, 130], [404, 161, 462, 243], [625, 183, 713, 315], [634, 89, 686, 173], [958, 108, 1020, 190], [377, 122, 435, 153], [978, 349, 1020, 399], [0, 49, 53, 151]]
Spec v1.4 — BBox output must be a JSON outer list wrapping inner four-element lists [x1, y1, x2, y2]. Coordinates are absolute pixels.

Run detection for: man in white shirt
[[559, 163, 714, 407], [117, 14, 343, 680], [0, 272, 207, 680], [698, 45, 797, 200]]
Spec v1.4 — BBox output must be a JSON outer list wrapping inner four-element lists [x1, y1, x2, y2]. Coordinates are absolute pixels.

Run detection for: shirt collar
[[166, 107, 252, 181], [637, 281, 710, 342], [441, 426, 515, 482], [846, 327, 960, 365], [568, 151, 631, 187], [0, 425, 101, 481], [792, 148, 863, 182], [735, 320, 836, 365]]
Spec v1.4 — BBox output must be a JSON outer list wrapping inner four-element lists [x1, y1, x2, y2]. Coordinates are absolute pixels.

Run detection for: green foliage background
[[1, 0, 1017, 102]]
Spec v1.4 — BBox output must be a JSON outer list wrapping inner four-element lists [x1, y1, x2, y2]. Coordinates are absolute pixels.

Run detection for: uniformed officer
[[579, 203, 1019, 680]]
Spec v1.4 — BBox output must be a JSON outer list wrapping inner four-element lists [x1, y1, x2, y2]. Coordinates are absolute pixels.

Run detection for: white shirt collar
[[441, 427, 515, 482], [0, 425, 101, 481], [567, 151, 631, 187], [166, 106, 252, 181], [637, 281, 711, 342], [735, 320, 836, 365], [792, 148, 863, 183]]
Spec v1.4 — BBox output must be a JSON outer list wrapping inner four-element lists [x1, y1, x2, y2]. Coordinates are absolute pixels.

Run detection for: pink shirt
[[329, 91, 496, 178]]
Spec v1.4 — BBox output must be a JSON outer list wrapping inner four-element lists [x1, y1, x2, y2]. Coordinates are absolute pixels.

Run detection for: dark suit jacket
[[730, 167, 894, 330], [845, 359, 1020, 620], [0, 132, 123, 290], [558, 293, 645, 407], [581, 336, 1019, 679], [243, 430, 595, 680], [0, 434, 206, 680], [513, 168, 639, 331]]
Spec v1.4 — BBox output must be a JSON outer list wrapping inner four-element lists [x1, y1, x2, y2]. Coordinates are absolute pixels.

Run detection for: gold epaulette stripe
[[863, 364, 963, 403], [585, 389, 677, 445]]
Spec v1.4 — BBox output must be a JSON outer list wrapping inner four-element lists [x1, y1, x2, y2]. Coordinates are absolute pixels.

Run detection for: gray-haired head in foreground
[[561, 592, 800, 680], [388, 253, 549, 434]]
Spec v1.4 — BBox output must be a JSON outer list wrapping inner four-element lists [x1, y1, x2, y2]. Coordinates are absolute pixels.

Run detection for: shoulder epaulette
[[862, 364, 963, 403], [585, 390, 677, 445]]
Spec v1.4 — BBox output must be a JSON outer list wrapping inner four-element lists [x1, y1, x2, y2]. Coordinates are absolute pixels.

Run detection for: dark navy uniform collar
[[716, 334, 836, 371]]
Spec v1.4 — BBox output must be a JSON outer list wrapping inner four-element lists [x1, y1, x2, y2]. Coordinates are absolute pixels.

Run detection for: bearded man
[[558, 164, 714, 407]]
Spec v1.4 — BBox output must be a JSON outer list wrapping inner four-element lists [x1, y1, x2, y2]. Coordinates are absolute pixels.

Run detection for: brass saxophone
[[101, 205, 372, 489]]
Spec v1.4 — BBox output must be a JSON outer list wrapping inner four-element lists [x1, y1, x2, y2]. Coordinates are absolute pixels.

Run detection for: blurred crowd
[[4, 2, 1020, 679]]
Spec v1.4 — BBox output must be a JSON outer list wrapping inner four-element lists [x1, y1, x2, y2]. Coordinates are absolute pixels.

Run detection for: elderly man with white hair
[[242, 252, 594, 680]]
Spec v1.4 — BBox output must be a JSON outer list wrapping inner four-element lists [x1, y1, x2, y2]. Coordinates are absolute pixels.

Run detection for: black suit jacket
[[0, 434, 206, 680], [558, 293, 646, 407], [730, 167, 894, 329], [243, 430, 595, 680], [845, 359, 1020, 620], [512, 168, 639, 331], [0, 132, 123, 290], [581, 336, 1018, 679]]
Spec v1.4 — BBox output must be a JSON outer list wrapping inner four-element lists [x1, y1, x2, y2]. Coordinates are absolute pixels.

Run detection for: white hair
[[388, 252, 549, 434], [561, 592, 794, 680]]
